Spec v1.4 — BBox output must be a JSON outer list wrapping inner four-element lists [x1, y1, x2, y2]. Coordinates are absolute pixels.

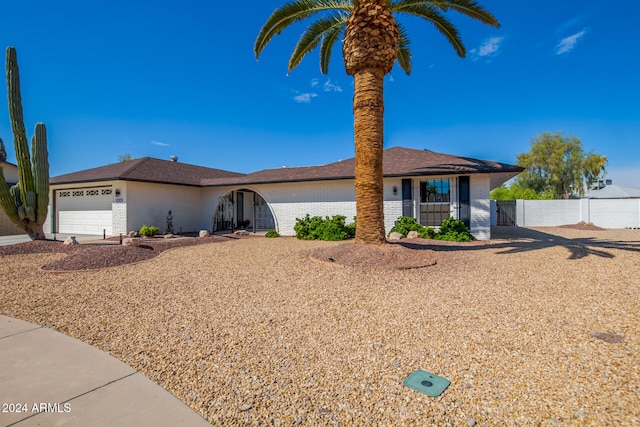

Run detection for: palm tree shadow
[[394, 227, 640, 260]]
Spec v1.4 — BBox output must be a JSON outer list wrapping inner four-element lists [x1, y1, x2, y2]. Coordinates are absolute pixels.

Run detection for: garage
[[56, 187, 113, 235]]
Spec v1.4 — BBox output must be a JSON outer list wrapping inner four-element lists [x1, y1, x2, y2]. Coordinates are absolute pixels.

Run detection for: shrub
[[139, 225, 159, 237], [265, 230, 280, 238], [389, 216, 435, 239], [294, 214, 355, 241], [390, 216, 474, 241], [434, 218, 475, 242]]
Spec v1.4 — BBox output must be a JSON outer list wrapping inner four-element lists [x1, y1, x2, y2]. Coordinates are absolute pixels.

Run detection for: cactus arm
[[32, 123, 49, 223], [0, 168, 22, 225], [6, 47, 35, 206]]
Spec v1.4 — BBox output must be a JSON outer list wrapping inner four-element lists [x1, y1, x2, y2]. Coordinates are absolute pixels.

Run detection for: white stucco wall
[[123, 181, 204, 234]]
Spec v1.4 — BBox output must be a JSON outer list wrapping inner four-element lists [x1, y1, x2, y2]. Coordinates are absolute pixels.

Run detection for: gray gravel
[[1, 227, 639, 425]]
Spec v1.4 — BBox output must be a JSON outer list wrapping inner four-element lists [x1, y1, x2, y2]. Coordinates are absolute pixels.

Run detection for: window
[[419, 179, 450, 226]]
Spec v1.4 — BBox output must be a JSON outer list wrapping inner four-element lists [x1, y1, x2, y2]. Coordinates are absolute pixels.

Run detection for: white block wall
[[112, 202, 127, 235], [470, 174, 491, 240], [589, 199, 640, 228], [515, 199, 640, 228]]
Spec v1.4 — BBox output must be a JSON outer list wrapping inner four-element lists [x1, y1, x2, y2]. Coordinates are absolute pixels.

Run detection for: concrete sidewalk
[[0, 315, 211, 426]]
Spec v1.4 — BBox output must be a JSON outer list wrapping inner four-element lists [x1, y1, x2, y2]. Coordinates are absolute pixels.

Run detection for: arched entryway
[[212, 189, 276, 233]]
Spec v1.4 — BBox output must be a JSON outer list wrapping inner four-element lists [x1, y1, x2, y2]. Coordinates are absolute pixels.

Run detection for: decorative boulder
[[123, 237, 141, 247], [164, 234, 174, 239], [63, 236, 78, 245], [388, 232, 403, 241], [234, 230, 250, 236], [199, 230, 210, 237], [407, 231, 420, 239], [128, 231, 138, 238]]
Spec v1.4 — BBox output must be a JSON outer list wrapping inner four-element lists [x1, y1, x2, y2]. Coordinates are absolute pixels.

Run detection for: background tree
[[504, 132, 607, 200], [255, 0, 499, 244], [0, 138, 7, 163], [118, 153, 133, 162], [582, 152, 608, 189]]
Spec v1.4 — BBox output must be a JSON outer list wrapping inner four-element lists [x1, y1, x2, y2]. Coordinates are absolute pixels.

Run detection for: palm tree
[[255, 0, 500, 244]]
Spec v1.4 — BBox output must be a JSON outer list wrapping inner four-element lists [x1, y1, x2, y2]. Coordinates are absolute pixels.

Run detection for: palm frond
[[391, 0, 499, 28], [396, 22, 412, 75], [289, 12, 348, 73], [391, 3, 465, 57], [255, 0, 352, 59], [319, 18, 346, 74]]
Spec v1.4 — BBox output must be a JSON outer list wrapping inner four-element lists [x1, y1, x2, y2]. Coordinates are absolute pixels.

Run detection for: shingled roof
[[50, 157, 244, 186], [50, 147, 523, 187], [201, 147, 523, 186]]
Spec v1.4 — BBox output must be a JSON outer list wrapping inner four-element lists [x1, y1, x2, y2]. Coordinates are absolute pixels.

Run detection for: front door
[[402, 179, 412, 217], [458, 176, 470, 228]]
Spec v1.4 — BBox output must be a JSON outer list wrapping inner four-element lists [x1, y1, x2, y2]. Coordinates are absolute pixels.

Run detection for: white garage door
[[57, 187, 113, 235]]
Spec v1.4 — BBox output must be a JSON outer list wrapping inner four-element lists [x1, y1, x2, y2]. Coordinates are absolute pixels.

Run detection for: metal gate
[[496, 200, 517, 226], [253, 193, 275, 230], [213, 195, 234, 232]]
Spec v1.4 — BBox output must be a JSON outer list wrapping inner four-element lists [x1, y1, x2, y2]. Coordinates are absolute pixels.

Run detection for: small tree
[[0, 47, 49, 240], [515, 132, 607, 199]]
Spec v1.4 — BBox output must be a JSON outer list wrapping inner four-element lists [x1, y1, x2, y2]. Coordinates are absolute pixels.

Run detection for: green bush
[[433, 218, 475, 242], [265, 230, 280, 238], [389, 216, 435, 239], [294, 214, 355, 241], [389, 216, 474, 241], [139, 225, 159, 237]]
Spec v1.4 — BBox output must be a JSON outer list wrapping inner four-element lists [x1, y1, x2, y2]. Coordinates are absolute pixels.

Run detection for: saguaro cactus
[[0, 46, 49, 240]]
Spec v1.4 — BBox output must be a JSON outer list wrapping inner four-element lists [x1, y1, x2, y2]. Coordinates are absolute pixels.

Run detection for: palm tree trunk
[[353, 68, 386, 245]]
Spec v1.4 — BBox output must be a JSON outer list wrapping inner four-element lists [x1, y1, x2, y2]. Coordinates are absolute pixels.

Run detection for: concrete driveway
[[0, 234, 106, 246]]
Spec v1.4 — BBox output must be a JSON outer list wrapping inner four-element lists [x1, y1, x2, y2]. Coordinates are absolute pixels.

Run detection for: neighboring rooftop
[[585, 184, 640, 199], [50, 157, 244, 186], [51, 147, 524, 187]]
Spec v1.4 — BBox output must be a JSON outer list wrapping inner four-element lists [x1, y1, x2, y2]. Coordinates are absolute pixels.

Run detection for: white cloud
[[293, 93, 318, 103], [323, 78, 342, 92], [470, 37, 503, 61], [388, 74, 395, 83], [555, 30, 587, 55], [310, 78, 320, 88], [151, 140, 169, 146]]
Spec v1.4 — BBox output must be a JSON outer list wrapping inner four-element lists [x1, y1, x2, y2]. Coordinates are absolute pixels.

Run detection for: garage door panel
[[56, 187, 113, 235], [59, 211, 112, 235]]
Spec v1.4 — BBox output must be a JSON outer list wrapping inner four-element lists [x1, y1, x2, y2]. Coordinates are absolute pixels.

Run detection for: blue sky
[[1, 1, 638, 187]]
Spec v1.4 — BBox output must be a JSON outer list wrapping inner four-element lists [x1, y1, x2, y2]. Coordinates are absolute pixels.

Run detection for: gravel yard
[[1, 227, 639, 425]]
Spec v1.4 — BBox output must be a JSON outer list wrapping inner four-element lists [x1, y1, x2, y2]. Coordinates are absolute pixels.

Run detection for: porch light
[[393, 186, 398, 196]]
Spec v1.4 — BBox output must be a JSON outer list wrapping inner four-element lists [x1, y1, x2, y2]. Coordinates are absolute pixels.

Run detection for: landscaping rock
[[234, 230, 250, 236], [388, 232, 403, 240], [199, 230, 210, 237], [407, 231, 420, 239], [128, 231, 138, 238], [63, 236, 78, 245], [122, 237, 141, 247], [164, 234, 174, 239]]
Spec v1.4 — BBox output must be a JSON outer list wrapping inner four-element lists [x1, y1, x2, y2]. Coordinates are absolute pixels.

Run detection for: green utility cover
[[403, 370, 450, 397]]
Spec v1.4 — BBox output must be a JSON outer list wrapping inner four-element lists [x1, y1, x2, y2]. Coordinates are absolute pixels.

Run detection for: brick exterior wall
[[201, 176, 495, 239], [0, 212, 24, 236], [0, 163, 22, 236]]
